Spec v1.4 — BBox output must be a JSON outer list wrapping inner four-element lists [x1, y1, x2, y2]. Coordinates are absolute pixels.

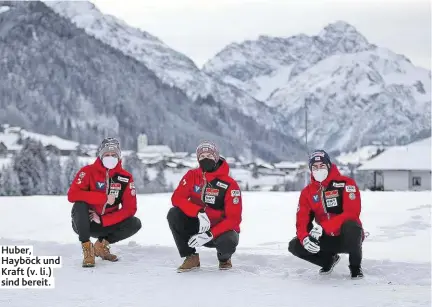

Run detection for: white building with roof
[[137, 134, 173, 156], [357, 138, 431, 191]]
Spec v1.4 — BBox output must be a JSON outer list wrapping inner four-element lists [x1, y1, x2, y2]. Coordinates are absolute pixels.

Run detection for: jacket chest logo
[[312, 194, 319, 203], [205, 188, 219, 196], [96, 182, 105, 190], [324, 190, 339, 198], [110, 183, 121, 190]]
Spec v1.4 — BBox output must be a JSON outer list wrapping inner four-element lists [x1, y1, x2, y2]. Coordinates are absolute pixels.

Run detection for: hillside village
[[0, 124, 430, 192]]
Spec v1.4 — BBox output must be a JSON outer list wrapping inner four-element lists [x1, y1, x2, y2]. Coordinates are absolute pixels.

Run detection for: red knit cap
[[196, 141, 220, 162]]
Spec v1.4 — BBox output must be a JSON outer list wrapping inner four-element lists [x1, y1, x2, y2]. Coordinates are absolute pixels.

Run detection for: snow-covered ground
[[0, 191, 430, 306]]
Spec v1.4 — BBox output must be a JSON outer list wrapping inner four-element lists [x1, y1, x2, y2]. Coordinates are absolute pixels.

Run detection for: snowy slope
[[0, 192, 430, 306], [203, 21, 431, 152], [44, 1, 288, 132]]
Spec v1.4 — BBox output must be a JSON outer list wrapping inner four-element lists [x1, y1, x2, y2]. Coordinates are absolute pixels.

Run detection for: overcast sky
[[91, 0, 431, 69]]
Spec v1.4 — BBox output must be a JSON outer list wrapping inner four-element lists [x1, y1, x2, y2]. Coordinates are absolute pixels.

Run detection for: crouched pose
[[67, 137, 142, 267], [167, 141, 242, 272], [288, 150, 364, 279]]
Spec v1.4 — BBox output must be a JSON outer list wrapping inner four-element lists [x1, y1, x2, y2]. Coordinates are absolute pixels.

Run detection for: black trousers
[[71, 202, 142, 244], [167, 207, 239, 261], [288, 220, 363, 267]]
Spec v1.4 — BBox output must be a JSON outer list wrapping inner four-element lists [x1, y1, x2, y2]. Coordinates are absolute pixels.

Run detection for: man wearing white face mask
[[288, 150, 364, 279], [68, 137, 142, 267]]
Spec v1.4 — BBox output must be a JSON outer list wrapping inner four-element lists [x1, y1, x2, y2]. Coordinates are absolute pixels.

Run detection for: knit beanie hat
[[97, 137, 121, 159], [196, 140, 220, 162], [309, 149, 331, 169]]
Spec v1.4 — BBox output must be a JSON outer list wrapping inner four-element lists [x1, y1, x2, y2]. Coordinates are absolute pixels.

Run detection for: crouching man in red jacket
[[167, 141, 242, 272], [67, 137, 141, 267], [288, 150, 364, 279]]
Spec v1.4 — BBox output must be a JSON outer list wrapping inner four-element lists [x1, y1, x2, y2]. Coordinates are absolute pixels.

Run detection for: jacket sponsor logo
[[96, 182, 105, 190], [129, 182, 135, 190], [77, 171, 86, 184], [233, 197, 239, 204], [110, 183, 121, 190], [345, 185, 356, 193], [326, 198, 338, 207], [231, 190, 241, 197], [349, 192, 356, 200], [312, 195, 319, 203], [324, 190, 339, 198], [333, 182, 345, 188], [216, 181, 228, 189], [109, 190, 119, 198], [193, 185, 201, 193], [117, 176, 129, 183], [204, 195, 215, 204], [205, 188, 219, 196]]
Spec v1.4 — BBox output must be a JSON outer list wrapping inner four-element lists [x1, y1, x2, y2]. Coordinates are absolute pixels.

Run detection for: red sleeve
[[101, 179, 137, 227], [296, 189, 311, 243], [67, 166, 107, 207], [210, 181, 242, 238], [171, 170, 202, 217], [320, 179, 361, 234]]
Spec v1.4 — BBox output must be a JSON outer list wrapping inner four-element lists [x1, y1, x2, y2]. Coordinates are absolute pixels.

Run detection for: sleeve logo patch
[[231, 190, 241, 197], [349, 192, 356, 200], [233, 197, 240, 204], [345, 185, 356, 193]]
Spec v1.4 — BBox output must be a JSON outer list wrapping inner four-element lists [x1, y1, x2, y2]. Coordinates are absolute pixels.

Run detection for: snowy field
[[0, 191, 430, 307]]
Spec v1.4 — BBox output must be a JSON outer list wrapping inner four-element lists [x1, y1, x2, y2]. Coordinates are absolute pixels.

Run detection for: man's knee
[[128, 216, 142, 232], [72, 201, 90, 215], [214, 231, 239, 251], [167, 207, 186, 225], [341, 220, 362, 250], [288, 237, 302, 256], [341, 220, 362, 236]]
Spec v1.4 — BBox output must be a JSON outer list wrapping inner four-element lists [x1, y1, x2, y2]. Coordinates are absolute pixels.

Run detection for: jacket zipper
[[319, 184, 334, 236], [101, 170, 110, 215], [201, 171, 208, 211]]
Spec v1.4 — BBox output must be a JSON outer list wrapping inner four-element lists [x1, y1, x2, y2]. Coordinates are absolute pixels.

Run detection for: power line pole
[[304, 96, 309, 187]]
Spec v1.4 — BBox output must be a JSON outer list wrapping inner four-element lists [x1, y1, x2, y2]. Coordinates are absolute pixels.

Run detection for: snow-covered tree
[[46, 154, 67, 195], [64, 152, 80, 187], [123, 152, 149, 194], [0, 165, 22, 196], [13, 139, 48, 195]]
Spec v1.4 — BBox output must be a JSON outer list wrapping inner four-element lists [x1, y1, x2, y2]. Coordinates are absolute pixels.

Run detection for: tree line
[[0, 139, 173, 196]]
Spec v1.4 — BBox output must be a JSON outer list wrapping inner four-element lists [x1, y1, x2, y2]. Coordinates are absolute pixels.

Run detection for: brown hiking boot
[[177, 254, 200, 272], [219, 258, 232, 270], [94, 239, 118, 262], [81, 241, 95, 268]]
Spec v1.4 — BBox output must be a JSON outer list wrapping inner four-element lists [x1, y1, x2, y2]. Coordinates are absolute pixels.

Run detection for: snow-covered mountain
[[0, 1, 305, 161], [44, 1, 291, 133], [203, 21, 431, 152], [267, 48, 431, 151], [203, 21, 373, 101]]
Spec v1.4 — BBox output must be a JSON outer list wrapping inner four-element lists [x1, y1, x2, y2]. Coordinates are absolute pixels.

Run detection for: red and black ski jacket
[[171, 159, 242, 238], [296, 164, 362, 243], [67, 158, 137, 227]]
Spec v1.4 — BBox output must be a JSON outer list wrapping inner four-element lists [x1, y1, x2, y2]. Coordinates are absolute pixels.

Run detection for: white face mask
[[102, 156, 118, 169], [312, 169, 328, 182]]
